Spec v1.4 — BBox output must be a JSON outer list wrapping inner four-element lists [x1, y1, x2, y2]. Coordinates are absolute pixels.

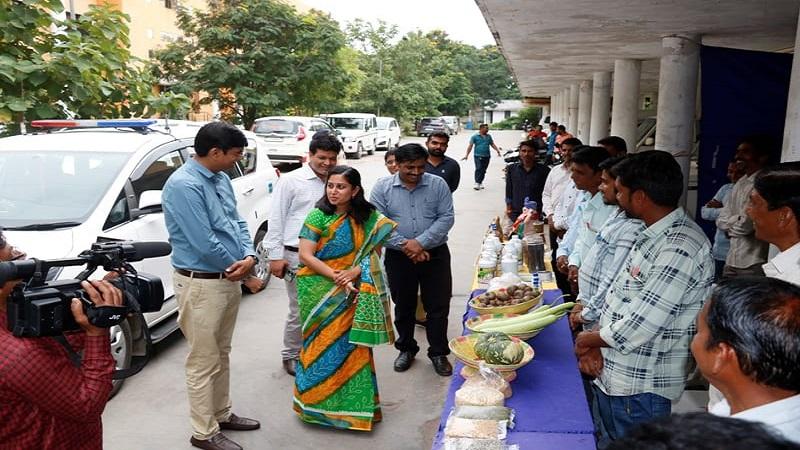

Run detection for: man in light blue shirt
[[700, 160, 743, 280], [555, 147, 616, 291], [163, 122, 260, 450], [371, 143, 455, 377]]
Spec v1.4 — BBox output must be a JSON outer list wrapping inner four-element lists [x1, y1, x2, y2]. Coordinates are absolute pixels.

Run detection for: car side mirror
[[132, 190, 163, 218], [335, 129, 342, 136]]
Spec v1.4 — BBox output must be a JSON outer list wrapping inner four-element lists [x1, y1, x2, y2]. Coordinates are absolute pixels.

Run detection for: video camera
[[0, 241, 170, 337]]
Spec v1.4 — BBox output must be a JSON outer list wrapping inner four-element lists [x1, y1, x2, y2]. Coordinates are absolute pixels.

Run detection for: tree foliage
[[152, 0, 350, 129], [0, 0, 185, 133], [342, 21, 520, 124]]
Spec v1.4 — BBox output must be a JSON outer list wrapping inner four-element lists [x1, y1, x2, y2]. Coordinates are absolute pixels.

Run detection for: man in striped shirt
[[574, 151, 714, 447], [569, 156, 644, 331]]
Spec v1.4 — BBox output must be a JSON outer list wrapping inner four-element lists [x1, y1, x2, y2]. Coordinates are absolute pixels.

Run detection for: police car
[[0, 119, 278, 393]]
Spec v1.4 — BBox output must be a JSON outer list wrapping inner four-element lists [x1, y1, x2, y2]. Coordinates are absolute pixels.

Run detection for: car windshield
[[252, 119, 299, 135], [0, 150, 131, 228], [421, 118, 443, 126], [376, 118, 392, 129], [330, 117, 365, 130]]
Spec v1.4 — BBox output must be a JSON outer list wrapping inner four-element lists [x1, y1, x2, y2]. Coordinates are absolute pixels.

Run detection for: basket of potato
[[469, 284, 542, 315]]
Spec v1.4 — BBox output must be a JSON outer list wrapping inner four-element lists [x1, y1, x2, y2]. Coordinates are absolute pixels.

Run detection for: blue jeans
[[474, 155, 490, 184], [591, 385, 671, 449]]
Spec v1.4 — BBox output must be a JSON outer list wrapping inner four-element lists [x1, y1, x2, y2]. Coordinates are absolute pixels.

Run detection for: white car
[[440, 116, 461, 135], [376, 117, 401, 150], [0, 119, 278, 392], [251, 116, 338, 166], [327, 113, 379, 159]]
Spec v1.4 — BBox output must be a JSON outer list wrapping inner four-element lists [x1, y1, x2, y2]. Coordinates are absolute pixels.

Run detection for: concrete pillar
[[568, 84, 579, 133], [561, 88, 570, 127], [655, 35, 701, 204], [577, 80, 593, 142], [782, 9, 800, 162], [610, 59, 642, 152], [590, 71, 612, 145], [553, 93, 561, 124], [556, 91, 564, 124]]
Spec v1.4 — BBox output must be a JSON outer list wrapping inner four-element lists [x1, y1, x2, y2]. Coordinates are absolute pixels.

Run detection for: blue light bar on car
[[31, 119, 157, 128]]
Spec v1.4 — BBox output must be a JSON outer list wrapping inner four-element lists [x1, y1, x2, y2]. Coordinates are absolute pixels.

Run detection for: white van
[[0, 119, 278, 393], [327, 113, 378, 159]]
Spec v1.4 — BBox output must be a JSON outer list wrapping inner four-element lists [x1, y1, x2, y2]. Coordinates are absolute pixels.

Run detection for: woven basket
[[465, 312, 546, 340], [448, 334, 534, 372], [469, 291, 543, 315]]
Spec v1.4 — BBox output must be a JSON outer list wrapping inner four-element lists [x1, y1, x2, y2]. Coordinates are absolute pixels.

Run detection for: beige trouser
[[174, 271, 242, 440]]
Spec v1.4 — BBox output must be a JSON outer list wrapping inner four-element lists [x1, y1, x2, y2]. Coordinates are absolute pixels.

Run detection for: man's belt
[[175, 268, 226, 279], [284, 245, 299, 252]]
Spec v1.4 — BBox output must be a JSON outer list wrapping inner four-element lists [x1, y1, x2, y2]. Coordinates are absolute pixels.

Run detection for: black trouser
[[385, 244, 452, 357], [549, 226, 573, 298]]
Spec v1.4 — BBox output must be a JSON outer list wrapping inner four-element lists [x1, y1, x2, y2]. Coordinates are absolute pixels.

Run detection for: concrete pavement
[[102, 130, 529, 450]]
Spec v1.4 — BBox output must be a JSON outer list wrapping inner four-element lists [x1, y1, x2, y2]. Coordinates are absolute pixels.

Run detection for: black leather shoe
[[219, 413, 261, 431], [282, 358, 297, 376], [393, 351, 416, 372], [190, 433, 242, 450], [430, 356, 453, 376]]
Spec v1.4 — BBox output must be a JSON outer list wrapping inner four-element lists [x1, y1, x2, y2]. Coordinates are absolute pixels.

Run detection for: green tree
[[153, 0, 351, 128], [343, 24, 517, 124], [0, 0, 182, 133], [459, 46, 522, 108]]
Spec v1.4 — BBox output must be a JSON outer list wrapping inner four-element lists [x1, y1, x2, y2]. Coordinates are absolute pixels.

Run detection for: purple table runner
[[432, 289, 596, 449]]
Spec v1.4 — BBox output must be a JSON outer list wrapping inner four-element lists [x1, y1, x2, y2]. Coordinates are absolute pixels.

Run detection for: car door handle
[[241, 188, 255, 196]]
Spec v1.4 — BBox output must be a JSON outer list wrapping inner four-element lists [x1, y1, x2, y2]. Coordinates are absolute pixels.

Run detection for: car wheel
[[354, 142, 363, 159], [243, 227, 271, 294], [368, 140, 375, 155], [109, 319, 133, 397]]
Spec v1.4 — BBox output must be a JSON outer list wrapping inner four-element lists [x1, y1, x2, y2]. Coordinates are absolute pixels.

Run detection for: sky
[[300, 0, 496, 48]]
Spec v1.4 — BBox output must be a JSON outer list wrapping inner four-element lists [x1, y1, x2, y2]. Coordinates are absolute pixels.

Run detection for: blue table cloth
[[432, 289, 597, 449]]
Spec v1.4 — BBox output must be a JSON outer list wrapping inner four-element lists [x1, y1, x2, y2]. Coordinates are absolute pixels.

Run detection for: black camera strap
[[52, 302, 153, 380], [54, 335, 82, 368]]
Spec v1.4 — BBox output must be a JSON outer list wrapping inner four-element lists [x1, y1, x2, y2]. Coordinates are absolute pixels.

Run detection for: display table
[[431, 288, 597, 449]]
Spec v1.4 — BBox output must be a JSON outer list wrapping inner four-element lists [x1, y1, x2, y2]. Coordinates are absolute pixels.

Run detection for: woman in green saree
[[293, 165, 396, 431]]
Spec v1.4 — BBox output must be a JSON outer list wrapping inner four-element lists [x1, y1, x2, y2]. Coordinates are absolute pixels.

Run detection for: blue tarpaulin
[[697, 45, 792, 238]]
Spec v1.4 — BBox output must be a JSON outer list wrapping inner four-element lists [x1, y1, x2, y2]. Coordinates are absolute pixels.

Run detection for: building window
[[505, 111, 512, 119], [160, 32, 178, 43], [65, 11, 82, 20], [164, 0, 176, 9]]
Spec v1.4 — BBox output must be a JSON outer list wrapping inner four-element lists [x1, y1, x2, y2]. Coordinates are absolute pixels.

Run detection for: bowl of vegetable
[[465, 302, 575, 340], [469, 284, 542, 315], [448, 332, 534, 372]]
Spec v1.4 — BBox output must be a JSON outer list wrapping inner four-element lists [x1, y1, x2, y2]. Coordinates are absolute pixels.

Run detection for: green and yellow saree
[[292, 208, 396, 431]]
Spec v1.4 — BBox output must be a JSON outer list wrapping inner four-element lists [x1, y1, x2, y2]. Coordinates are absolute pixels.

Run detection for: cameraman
[[0, 229, 121, 450]]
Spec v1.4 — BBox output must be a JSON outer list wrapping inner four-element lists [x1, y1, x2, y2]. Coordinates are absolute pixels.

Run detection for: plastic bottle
[[478, 256, 497, 283]]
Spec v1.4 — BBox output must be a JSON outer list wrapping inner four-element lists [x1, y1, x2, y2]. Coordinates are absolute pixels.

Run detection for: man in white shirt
[[263, 133, 340, 376], [716, 137, 772, 277], [745, 164, 800, 285], [542, 137, 582, 295], [691, 277, 800, 444]]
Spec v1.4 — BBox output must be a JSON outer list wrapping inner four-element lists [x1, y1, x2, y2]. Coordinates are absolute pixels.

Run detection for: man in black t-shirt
[[425, 132, 460, 193]]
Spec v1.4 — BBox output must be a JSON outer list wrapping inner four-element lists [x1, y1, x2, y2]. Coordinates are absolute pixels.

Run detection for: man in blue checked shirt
[[574, 151, 714, 448], [163, 122, 260, 450], [568, 155, 644, 332], [555, 146, 617, 292]]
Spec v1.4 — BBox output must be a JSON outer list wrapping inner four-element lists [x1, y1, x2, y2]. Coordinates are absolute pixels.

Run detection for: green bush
[[489, 106, 543, 130]]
